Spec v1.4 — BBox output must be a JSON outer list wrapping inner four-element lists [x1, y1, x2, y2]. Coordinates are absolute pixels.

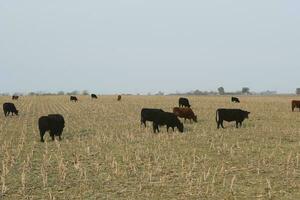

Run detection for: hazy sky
[[1, 1, 299, 94]]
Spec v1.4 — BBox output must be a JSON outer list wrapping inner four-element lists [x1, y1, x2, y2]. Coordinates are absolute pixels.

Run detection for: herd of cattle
[[2, 95, 300, 142]]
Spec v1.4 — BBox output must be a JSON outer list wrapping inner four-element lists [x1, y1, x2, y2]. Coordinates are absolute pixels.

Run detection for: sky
[[0, 1, 300, 94]]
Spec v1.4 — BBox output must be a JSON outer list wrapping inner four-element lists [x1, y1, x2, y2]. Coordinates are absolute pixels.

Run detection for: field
[[0, 95, 299, 199]]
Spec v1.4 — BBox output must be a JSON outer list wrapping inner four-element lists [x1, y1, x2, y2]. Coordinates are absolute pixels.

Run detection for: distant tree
[[67, 90, 79, 95], [296, 88, 300, 95], [155, 91, 164, 96], [218, 87, 225, 95], [193, 89, 202, 95], [259, 90, 277, 95], [57, 91, 65, 95], [82, 90, 89, 95], [242, 87, 250, 94]]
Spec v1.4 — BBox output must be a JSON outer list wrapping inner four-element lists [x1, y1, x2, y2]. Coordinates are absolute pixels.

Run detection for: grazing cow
[[216, 109, 250, 129], [141, 108, 164, 127], [3, 103, 19, 117], [38, 114, 65, 142], [70, 96, 78, 102], [117, 95, 122, 101], [91, 94, 97, 99], [153, 112, 184, 133], [12, 95, 19, 100], [292, 100, 300, 112], [179, 97, 191, 108], [173, 107, 197, 123], [231, 97, 240, 103]]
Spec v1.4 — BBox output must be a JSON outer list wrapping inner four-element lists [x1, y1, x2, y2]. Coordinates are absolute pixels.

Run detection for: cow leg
[[172, 127, 175, 132], [236, 121, 239, 128], [153, 123, 159, 133], [167, 126, 169, 132], [221, 121, 225, 129], [141, 119, 146, 127], [49, 131, 55, 141], [217, 121, 220, 129], [40, 131, 45, 142], [59, 135, 62, 141]]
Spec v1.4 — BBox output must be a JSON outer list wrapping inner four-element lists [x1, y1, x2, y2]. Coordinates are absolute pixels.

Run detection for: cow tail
[[215, 109, 219, 123]]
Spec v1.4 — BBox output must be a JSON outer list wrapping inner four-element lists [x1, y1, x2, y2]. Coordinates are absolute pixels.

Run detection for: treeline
[[2, 87, 300, 96], [169, 87, 278, 96], [0, 90, 91, 96], [28, 90, 90, 96]]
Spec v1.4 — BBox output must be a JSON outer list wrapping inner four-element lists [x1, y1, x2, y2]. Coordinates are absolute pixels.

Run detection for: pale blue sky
[[1, 1, 299, 94]]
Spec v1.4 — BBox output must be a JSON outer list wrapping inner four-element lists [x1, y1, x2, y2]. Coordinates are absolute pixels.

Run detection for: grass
[[0, 95, 299, 199]]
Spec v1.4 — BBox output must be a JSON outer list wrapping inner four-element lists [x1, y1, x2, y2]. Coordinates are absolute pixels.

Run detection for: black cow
[[216, 109, 250, 129], [70, 96, 78, 102], [117, 95, 122, 101], [12, 95, 19, 100], [3, 103, 19, 117], [153, 112, 184, 133], [91, 94, 97, 99], [179, 97, 191, 108], [141, 108, 164, 127], [231, 97, 240, 103], [38, 114, 65, 142]]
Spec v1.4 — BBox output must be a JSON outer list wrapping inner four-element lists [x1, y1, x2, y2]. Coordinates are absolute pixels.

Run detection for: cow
[[12, 95, 19, 100], [292, 100, 300, 112], [91, 94, 97, 99], [231, 97, 240, 103], [38, 114, 65, 142], [173, 107, 197, 123], [117, 95, 122, 101], [70, 96, 78, 102], [152, 112, 184, 133], [3, 103, 19, 117], [179, 97, 191, 108], [141, 108, 164, 127], [216, 108, 250, 129]]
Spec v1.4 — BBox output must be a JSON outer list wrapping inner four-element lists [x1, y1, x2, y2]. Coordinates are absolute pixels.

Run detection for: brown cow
[[292, 100, 300, 112], [117, 95, 122, 101], [173, 107, 197, 123]]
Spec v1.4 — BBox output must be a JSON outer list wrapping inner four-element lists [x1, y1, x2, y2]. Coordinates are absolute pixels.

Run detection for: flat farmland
[[0, 95, 299, 199]]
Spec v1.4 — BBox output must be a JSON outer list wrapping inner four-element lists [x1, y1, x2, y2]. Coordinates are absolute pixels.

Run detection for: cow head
[[177, 122, 184, 133], [15, 110, 19, 115], [193, 115, 198, 122], [244, 111, 250, 118]]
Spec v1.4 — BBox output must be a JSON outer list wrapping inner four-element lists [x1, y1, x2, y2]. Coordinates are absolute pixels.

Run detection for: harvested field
[[0, 95, 299, 199]]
